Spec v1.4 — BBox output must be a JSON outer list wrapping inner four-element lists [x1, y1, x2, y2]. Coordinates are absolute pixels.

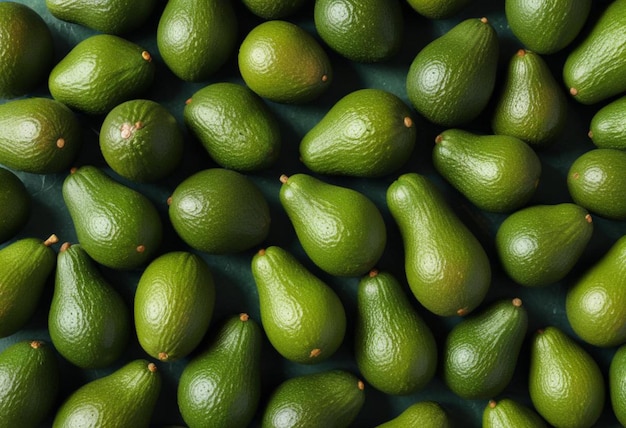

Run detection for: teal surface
[[0, 0, 624, 426]]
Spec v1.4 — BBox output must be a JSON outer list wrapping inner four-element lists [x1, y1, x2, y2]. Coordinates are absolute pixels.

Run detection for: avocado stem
[[56, 138, 65, 149], [185, 98, 192, 105], [456, 307, 469, 316], [512, 297, 523, 308], [136, 245, 146, 253], [148, 362, 158, 373], [321, 74, 329, 82], [44, 234, 59, 247], [585, 214, 592, 224], [239, 313, 249, 322], [403, 116, 413, 128], [69, 166, 78, 174], [368, 269, 379, 278], [480, 17, 488, 24], [309, 348, 321, 358], [141, 51, 152, 62], [30, 340, 43, 349], [516, 49, 526, 57], [588, 130, 593, 139], [570, 87, 579, 96], [158, 352, 168, 361], [434, 134, 443, 144], [279, 174, 289, 184], [257, 248, 266, 256], [488, 399, 497, 409], [60, 242, 72, 252], [357, 380, 365, 391]]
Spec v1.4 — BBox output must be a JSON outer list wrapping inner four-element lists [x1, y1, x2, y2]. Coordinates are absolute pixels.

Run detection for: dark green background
[[1, 0, 625, 426]]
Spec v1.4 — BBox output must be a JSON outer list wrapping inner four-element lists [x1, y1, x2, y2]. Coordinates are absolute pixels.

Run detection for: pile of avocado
[[1, 0, 626, 426]]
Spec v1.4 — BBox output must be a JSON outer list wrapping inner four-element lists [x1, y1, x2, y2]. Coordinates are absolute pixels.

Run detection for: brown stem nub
[[44, 234, 59, 247], [279, 174, 289, 184], [357, 380, 365, 391], [369, 269, 379, 278], [148, 362, 158, 372], [403, 116, 413, 128], [257, 248, 266, 256], [434, 134, 443, 144], [480, 17, 489, 24], [457, 307, 469, 316], [516, 49, 526, 57], [60, 242, 72, 252], [158, 352, 168, 361], [512, 297, 523, 308], [30, 340, 43, 349], [141, 51, 152, 62], [488, 399, 497, 409], [570, 87, 578, 96], [239, 313, 249, 322], [585, 214, 593, 224], [309, 348, 321, 358]]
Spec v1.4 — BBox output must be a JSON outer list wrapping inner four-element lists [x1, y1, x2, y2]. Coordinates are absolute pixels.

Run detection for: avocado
[[251, 246, 346, 364], [135, 251, 215, 362], [241, 0, 309, 19], [563, 0, 626, 104], [589, 96, 626, 150], [49, 242, 130, 368], [495, 203, 593, 286], [279, 173, 387, 277], [0, 167, 30, 243], [483, 398, 547, 428], [261, 370, 365, 428], [405, 0, 470, 19], [300, 88, 416, 177], [62, 165, 163, 270], [610, 344, 626, 427], [492, 49, 568, 147], [0, 234, 58, 338], [167, 168, 271, 254], [0, 340, 59, 428], [178, 313, 262, 428], [406, 17, 498, 126], [433, 129, 541, 213], [529, 326, 605, 428], [157, 0, 238, 82], [49, 34, 155, 115], [386, 173, 491, 316], [52, 359, 161, 428], [443, 298, 528, 399], [355, 270, 437, 395], [184, 82, 281, 172], [0, 97, 82, 174], [376, 401, 452, 428]]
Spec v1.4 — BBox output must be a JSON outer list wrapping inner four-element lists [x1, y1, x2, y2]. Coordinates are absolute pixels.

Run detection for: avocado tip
[[403, 116, 413, 128], [585, 213, 593, 224], [30, 340, 44, 349], [309, 348, 322, 358], [512, 297, 523, 308], [368, 269, 379, 278], [239, 313, 250, 322], [480, 17, 488, 24], [357, 380, 365, 391], [488, 399, 497, 409], [516, 48, 526, 57], [136, 245, 146, 253], [148, 362, 158, 372], [158, 352, 168, 362], [141, 50, 152, 62], [456, 307, 469, 316], [569, 87, 578, 96], [44, 234, 59, 247], [279, 174, 289, 184], [56, 137, 66, 149], [434, 134, 443, 144], [60, 242, 72, 252]]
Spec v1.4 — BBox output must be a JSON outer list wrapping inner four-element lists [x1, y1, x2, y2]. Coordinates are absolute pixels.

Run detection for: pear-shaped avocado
[[52, 359, 161, 428], [589, 96, 626, 150], [0, 167, 30, 243], [405, 0, 470, 19], [157, 0, 238, 82], [300, 88, 416, 177], [563, 0, 626, 104], [49, 242, 130, 369], [168, 168, 270, 254], [279, 173, 386, 277], [386, 173, 491, 317], [49, 34, 155, 115], [566, 235, 626, 347], [0, 97, 82, 174], [184, 82, 281, 171], [529, 327, 605, 428], [492, 49, 568, 147], [505, 0, 591, 54], [375, 401, 452, 428], [313, 0, 403, 63], [135, 251, 215, 362], [261, 370, 365, 428], [251, 246, 346, 364], [178, 313, 262, 428], [0, 234, 58, 338], [443, 298, 528, 399], [0, 340, 60, 428], [567, 148, 626, 220], [433, 129, 541, 213], [45, 0, 156, 34], [495, 203, 593, 286], [610, 344, 626, 427], [406, 17, 498, 126], [482, 398, 547, 428], [355, 270, 437, 395], [62, 165, 162, 270]]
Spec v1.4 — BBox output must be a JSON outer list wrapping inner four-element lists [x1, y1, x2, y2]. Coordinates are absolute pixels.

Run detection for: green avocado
[[0, 167, 30, 243]]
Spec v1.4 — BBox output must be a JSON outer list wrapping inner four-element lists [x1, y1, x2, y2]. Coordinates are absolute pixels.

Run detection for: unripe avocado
[[178, 313, 262, 428], [529, 327, 605, 428], [49, 242, 130, 369], [45, 0, 157, 34], [62, 165, 163, 270], [610, 344, 626, 427], [355, 270, 437, 395], [168, 168, 271, 254], [49, 34, 155, 115], [0, 97, 82, 174], [567, 148, 626, 220], [0, 167, 30, 243], [52, 359, 161, 428], [184, 82, 281, 171], [386, 173, 491, 317], [157, 0, 238, 82], [242, 0, 309, 19], [492, 49, 568, 147], [239, 20, 333, 104], [566, 235, 626, 347], [135, 251, 215, 362], [443, 298, 528, 399], [406, 17, 498, 126], [0, 234, 58, 338], [251, 246, 346, 364], [405, 0, 470, 19], [495, 203, 593, 286], [0, 340, 60, 428], [0, 2, 54, 98], [313, 0, 404, 63], [375, 401, 452, 427], [300, 88, 416, 177], [563, 0, 626, 104], [279, 173, 387, 277], [433, 129, 541, 213], [505, 0, 591, 54], [261, 370, 365, 428], [589, 96, 626, 150], [483, 398, 547, 428]]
